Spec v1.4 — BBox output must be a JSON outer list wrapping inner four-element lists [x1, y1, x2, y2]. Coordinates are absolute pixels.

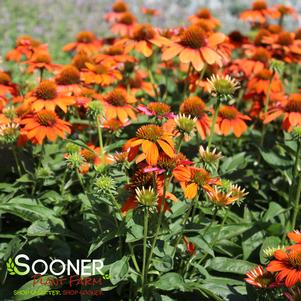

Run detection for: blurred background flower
[[0, 0, 300, 63]]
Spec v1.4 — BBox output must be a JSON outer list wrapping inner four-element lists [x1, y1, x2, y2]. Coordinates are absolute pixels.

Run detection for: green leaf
[[208, 257, 257, 275], [260, 236, 281, 264], [14, 276, 57, 300], [220, 152, 247, 174], [153, 273, 185, 291], [263, 202, 286, 222], [109, 256, 129, 285], [153, 255, 173, 272], [260, 149, 291, 167]]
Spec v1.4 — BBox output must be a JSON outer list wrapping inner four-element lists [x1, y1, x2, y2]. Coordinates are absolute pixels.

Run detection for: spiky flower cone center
[[219, 106, 238, 120], [268, 25, 282, 34], [81, 149, 96, 162], [35, 110, 57, 126], [112, 1, 127, 13], [229, 31, 244, 43], [180, 26, 206, 49], [148, 102, 170, 115], [33, 52, 51, 64], [256, 69, 273, 80], [252, 1, 267, 10], [106, 89, 128, 106], [106, 45, 124, 55], [76, 32, 95, 43], [254, 274, 274, 288], [130, 170, 153, 190], [286, 95, 301, 113], [252, 49, 270, 63], [278, 5, 289, 15], [193, 169, 209, 186], [119, 13, 135, 25], [180, 97, 206, 118], [136, 125, 163, 142], [196, 8, 211, 19], [56, 65, 80, 85], [278, 32, 293, 46], [132, 24, 156, 41], [35, 81, 57, 100], [288, 250, 301, 269], [0, 72, 11, 85], [295, 29, 301, 40], [72, 53, 91, 70]]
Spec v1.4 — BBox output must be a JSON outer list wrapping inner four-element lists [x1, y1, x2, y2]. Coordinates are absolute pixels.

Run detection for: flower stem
[[142, 207, 149, 295], [172, 198, 195, 257], [184, 63, 192, 98], [260, 76, 273, 147], [11, 146, 22, 177], [292, 174, 301, 230], [207, 99, 220, 149], [145, 175, 168, 278], [96, 116, 104, 161]]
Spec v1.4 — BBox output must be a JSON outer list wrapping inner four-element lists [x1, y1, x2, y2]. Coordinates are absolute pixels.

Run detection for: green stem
[[11, 146, 22, 177], [203, 207, 218, 237], [96, 116, 104, 161], [291, 64, 300, 93], [142, 207, 149, 295], [198, 208, 229, 265], [207, 99, 220, 149], [145, 175, 168, 278], [184, 63, 192, 98], [146, 57, 159, 99], [172, 198, 196, 257], [289, 141, 301, 207], [39, 68, 44, 82], [292, 174, 301, 230]]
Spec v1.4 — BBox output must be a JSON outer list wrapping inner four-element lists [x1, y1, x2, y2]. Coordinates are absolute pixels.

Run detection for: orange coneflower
[[6, 35, 44, 62], [55, 65, 82, 95], [71, 51, 93, 71], [104, 0, 129, 22], [117, 24, 165, 57], [94, 44, 135, 65], [217, 105, 250, 138], [25, 80, 74, 112], [288, 230, 301, 244], [111, 12, 137, 36], [274, 4, 298, 22], [234, 47, 271, 77], [247, 69, 283, 95], [161, 25, 226, 71], [228, 31, 249, 48], [20, 109, 71, 144], [240, 0, 280, 24], [138, 102, 173, 119], [0, 71, 18, 97], [126, 124, 174, 165], [63, 31, 102, 54], [180, 96, 211, 139], [120, 70, 154, 96], [141, 7, 160, 17], [263, 32, 301, 63], [264, 94, 301, 132], [189, 8, 220, 30], [79, 144, 112, 174], [23, 50, 58, 73], [267, 244, 301, 287], [81, 61, 122, 86], [173, 166, 219, 199], [245, 265, 276, 288], [102, 88, 136, 123]]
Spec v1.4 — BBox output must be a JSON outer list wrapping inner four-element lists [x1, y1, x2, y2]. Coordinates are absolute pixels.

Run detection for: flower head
[[207, 74, 240, 101], [135, 187, 158, 207], [245, 265, 276, 288]]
